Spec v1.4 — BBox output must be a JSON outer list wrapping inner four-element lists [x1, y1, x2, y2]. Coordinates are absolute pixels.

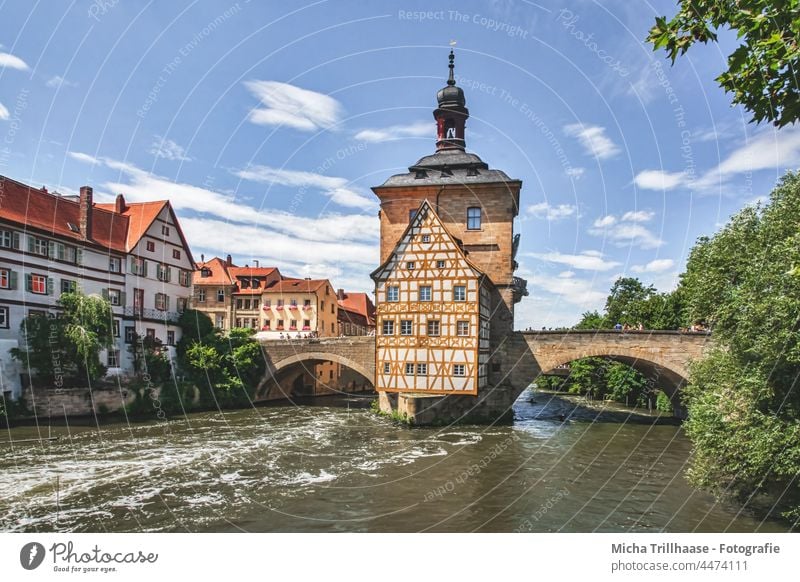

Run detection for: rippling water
[[0, 391, 788, 532]]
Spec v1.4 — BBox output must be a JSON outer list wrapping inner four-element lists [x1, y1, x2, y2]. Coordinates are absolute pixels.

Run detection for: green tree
[[605, 277, 656, 327], [12, 291, 113, 385], [574, 310, 607, 329], [679, 172, 800, 520], [648, 0, 800, 127]]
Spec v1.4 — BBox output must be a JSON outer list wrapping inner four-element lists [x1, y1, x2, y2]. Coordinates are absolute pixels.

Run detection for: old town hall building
[[372, 51, 527, 413]]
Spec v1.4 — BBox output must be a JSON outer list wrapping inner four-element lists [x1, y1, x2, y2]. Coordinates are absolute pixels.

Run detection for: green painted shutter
[[130, 257, 136, 274], [101, 288, 109, 300], [165, 295, 170, 310], [12, 232, 20, 249], [9, 271, 17, 290], [56, 243, 64, 260], [120, 291, 126, 306], [142, 261, 148, 277], [76, 248, 83, 265], [27, 236, 34, 253], [25, 273, 32, 292], [46, 277, 54, 295]]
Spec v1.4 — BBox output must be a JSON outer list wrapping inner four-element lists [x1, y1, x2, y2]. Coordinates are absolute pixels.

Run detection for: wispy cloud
[[68, 152, 379, 246], [354, 121, 432, 142], [529, 270, 607, 308], [149, 136, 192, 161], [621, 210, 654, 222], [67, 151, 100, 164], [526, 202, 577, 220], [589, 211, 663, 249], [564, 123, 620, 160], [234, 164, 375, 208], [527, 250, 621, 271], [0, 52, 29, 71], [0, 103, 8, 121], [244, 80, 343, 131], [631, 258, 675, 273], [45, 75, 77, 89], [565, 167, 585, 179], [636, 126, 800, 193]]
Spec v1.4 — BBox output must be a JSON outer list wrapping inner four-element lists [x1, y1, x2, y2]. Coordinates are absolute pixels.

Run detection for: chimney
[[114, 193, 126, 213], [200, 253, 205, 263], [337, 288, 345, 300], [226, 254, 233, 267], [253, 259, 259, 268], [79, 186, 93, 240]]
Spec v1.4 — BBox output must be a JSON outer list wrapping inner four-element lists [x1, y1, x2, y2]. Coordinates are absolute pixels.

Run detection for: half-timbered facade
[[372, 200, 490, 394]]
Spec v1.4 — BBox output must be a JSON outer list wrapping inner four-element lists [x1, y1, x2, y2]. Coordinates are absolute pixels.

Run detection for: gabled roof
[[193, 257, 235, 286], [96, 200, 166, 251], [228, 266, 278, 279], [370, 198, 486, 282], [0, 175, 129, 252], [337, 291, 375, 324]]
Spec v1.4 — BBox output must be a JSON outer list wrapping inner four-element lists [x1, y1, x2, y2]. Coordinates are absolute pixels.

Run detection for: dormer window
[[201, 268, 211, 278]]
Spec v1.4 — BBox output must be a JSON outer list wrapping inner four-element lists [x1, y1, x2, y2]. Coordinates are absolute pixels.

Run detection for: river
[[0, 389, 789, 532]]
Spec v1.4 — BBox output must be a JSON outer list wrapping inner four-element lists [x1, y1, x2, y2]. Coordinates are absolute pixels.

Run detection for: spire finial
[[447, 49, 455, 86]]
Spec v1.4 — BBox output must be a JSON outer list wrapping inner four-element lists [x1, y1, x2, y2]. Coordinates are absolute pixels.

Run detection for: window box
[[302, 326, 311, 330], [302, 305, 313, 311]]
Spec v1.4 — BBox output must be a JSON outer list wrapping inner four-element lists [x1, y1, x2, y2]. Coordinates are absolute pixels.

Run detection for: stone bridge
[[258, 330, 711, 422], [256, 336, 376, 398]]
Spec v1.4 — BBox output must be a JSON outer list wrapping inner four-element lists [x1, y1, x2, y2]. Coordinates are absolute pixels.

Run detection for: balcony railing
[[124, 306, 181, 323]]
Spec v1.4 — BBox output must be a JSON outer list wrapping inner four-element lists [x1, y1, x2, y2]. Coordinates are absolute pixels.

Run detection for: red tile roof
[[0, 175, 128, 252], [0, 175, 183, 257], [193, 257, 235, 286], [337, 291, 375, 324], [265, 278, 330, 293], [95, 199, 166, 251]]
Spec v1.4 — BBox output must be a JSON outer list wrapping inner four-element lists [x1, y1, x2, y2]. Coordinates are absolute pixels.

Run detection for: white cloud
[[621, 210, 654, 222], [634, 169, 688, 191], [68, 152, 379, 247], [67, 151, 100, 164], [149, 136, 192, 161], [45, 75, 77, 89], [244, 80, 343, 131], [234, 164, 375, 209], [354, 121, 432, 142], [526, 202, 577, 220], [636, 126, 800, 194], [590, 222, 664, 249], [0, 52, 29, 71], [593, 215, 616, 228], [631, 258, 675, 273], [529, 271, 607, 308], [565, 167, 585, 179], [564, 123, 620, 160], [589, 212, 664, 249], [698, 125, 800, 188], [0, 103, 8, 121], [527, 250, 621, 271]]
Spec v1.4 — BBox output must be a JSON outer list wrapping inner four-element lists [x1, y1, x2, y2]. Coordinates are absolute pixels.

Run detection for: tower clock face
[[446, 126, 456, 139]]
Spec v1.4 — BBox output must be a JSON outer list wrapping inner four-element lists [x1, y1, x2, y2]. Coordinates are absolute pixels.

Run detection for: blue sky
[[1, 0, 798, 328]]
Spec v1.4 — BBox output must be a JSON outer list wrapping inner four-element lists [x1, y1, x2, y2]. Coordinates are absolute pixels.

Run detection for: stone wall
[[22, 384, 137, 419]]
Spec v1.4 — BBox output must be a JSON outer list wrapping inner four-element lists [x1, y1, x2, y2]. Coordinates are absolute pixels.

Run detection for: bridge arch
[[270, 351, 374, 383]]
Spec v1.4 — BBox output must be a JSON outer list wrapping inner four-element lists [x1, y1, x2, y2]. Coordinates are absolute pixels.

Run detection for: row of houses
[[0, 174, 375, 401]]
